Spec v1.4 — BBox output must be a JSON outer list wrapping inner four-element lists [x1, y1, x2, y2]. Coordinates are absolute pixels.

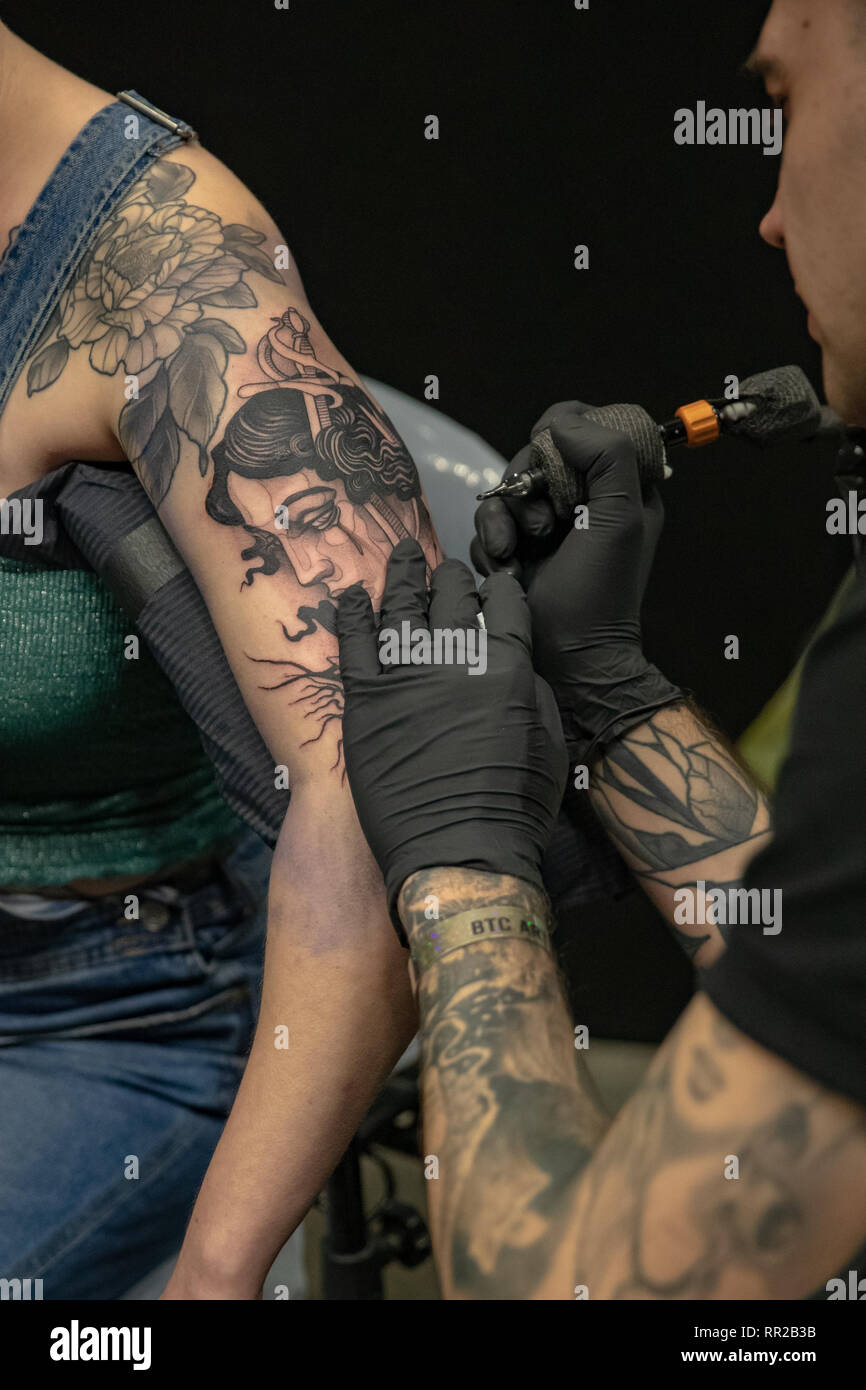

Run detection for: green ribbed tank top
[[0, 554, 243, 887]]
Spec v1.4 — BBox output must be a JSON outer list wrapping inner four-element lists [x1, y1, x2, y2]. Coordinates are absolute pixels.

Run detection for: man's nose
[[759, 191, 785, 250]]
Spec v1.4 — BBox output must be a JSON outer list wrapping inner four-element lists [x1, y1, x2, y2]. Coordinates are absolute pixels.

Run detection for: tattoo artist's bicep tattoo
[[399, 872, 866, 1300], [25, 149, 441, 776], [568, 994, 866, 1300]]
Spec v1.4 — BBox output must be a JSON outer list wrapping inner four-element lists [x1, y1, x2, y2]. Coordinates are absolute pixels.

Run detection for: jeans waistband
[[0, 829, 270, 959]]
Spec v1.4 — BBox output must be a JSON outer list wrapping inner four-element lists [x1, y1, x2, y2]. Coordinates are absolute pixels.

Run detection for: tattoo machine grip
[[523, 368, 835, 524], [529, 403, 666, 522]]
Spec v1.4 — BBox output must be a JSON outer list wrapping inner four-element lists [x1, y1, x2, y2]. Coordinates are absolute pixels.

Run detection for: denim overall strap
[[0, 90, 197, 415]]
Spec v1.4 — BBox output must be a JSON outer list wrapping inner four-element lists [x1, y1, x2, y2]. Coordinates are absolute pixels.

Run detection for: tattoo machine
[[477, 364, 846, 521]]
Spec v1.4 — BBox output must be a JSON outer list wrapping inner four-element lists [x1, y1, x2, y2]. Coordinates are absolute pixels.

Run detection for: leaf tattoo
[[27, 338, 69, 393], [119, 365, 177, 502], [167, 331, 228, 474], [25, 160, 281, 504]]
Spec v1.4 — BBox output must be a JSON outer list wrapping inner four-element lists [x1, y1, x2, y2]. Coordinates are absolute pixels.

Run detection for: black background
[[6, 0, 853, 1036]]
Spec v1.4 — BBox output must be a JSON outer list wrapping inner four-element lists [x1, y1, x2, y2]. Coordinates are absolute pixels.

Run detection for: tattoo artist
[[333, 391, 866, 1296]]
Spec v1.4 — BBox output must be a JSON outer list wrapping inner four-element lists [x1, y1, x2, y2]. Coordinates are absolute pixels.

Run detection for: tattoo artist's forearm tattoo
[[569, 997, 866, 1299], [591, 712, 761, 874], [26, 160, 437, 767], [399, 868, 609, 1300], [589, 707, 770, 949]]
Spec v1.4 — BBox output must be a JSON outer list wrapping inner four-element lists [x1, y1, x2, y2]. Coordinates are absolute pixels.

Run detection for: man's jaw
[[793, 284, 821, 344]]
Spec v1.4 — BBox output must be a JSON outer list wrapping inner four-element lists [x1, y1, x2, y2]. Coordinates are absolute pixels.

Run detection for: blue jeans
[[0, 831, 268, 1299]]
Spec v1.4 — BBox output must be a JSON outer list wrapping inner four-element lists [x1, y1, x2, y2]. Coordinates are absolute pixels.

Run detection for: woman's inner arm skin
[[589, 702, 773, 967], [170, 783, 420, 1297], [399, 866, 866, 1301], [14, 139, 443, 1295]]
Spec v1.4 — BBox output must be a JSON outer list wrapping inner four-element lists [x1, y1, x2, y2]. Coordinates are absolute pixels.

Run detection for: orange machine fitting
[[675, 399, 721, 448]]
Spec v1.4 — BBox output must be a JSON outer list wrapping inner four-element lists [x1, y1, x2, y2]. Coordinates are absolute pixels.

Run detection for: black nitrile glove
[[337, 538, 568, 941], [473, 403, 684, 764]]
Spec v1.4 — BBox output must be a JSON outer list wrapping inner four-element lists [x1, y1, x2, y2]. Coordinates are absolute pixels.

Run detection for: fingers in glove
[[428, 559, 481, 630], [545, 413, 642, 509], [638, 486, 665, 591], [473, 470, 555, 587], [507, 492, 557, 541], [534, 674, 566, 748], [478, 570, 533, 653], [642, 485, 664, 543], [474, 495, 517, 563], [378, 537, 430, 633], [531, 399, 595, 436], [499, 444, 557, 542], [469, 533, 522, 581], [337, 583, 380, 687], [534, 675, 569, 802]]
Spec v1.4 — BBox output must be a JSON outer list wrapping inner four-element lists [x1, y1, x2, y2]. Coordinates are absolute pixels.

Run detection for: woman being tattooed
[[0, 22, 440, 1299]]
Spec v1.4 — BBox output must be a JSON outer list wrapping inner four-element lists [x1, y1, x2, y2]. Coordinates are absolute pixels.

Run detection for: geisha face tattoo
[[204, 306, 439, 762], [223, 464, 427, 634]]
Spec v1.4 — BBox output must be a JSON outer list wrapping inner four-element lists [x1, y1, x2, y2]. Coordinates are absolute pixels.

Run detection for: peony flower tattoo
[[26, 160, 282, 503]]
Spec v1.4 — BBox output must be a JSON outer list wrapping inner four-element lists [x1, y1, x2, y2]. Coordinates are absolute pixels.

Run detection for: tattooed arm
[[590, 703, 771, 966], [21, 141, 441, 1296], [334, 549, 866, 1300], [398, 867, 609, 1301], [567, 993, 866, 1300], [399, 870, 866, 1301], [24, 142, 439, 768], [474, 408, 770, 968]]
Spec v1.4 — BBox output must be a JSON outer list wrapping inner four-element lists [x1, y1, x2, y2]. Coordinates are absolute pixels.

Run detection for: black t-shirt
[[704, 561, 866, 1110]]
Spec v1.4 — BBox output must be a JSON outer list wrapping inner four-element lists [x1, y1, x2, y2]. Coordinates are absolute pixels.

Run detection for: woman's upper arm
[[73, 143, 440, 780]]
